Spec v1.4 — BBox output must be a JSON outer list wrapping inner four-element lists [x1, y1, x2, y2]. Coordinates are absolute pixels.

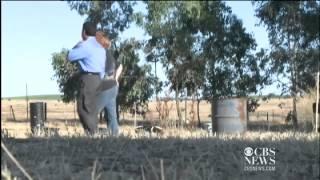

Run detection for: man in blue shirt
[[68, 22, 106, 135]]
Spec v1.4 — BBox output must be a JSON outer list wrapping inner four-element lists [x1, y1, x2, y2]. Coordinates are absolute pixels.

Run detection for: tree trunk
[[293, 9, 301, 129], [197, 96, 201, 128], [292, 54, 298, 129], [292, 95, 298, 129], [175, 84, 182, 127], [156, 99, 163, 122], [191, 90, 196, 128], [289, 32, 298, 129], [185, 89, 187, 124], [155, 60, 158, 99]]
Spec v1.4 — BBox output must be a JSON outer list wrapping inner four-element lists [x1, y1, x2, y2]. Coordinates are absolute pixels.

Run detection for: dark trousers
[[77, 74, 101, 134]]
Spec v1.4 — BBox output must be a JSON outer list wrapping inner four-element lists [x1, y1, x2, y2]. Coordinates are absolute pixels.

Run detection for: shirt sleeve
[[67, 42, 88, 62]]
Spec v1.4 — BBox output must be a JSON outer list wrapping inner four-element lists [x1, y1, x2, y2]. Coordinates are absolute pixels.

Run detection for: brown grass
[[1, 132, 319, 180], [297, 88, 318, 123], [1, 98, 319, 180], [1, 97, 317, 138]]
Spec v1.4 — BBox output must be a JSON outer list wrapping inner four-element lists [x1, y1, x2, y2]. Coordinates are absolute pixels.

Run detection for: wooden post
[[44, 102, 47, 121], [185, 90, 187, 125], [174, 108, 177, 128], [99, 111, 103, 123], [26, 84, 29, 121], [267, 112, 269, 131], [316, 71, 319, 132], [134, 102, 137, 128], [10, 105, 16, 121], [73, 100, 76, 121]]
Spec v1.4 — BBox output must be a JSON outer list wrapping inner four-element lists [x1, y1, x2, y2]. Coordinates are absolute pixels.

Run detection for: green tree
[[115, 39, 158, 112], [253, 1, 320, 128], [144, 1, 270, 126], [51, 49, 80, 102], [144, 1, 205, 125], [67, 1, 138, 39], [192, 2, 271, 100]]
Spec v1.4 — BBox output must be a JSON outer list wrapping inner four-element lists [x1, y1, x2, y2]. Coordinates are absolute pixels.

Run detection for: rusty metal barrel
[[212, 98, 248, 133], [313, 102, 320, 114], [30, 102, 46, 135]]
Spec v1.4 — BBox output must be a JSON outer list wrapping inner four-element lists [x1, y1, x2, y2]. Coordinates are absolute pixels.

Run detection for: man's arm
[[72, 41, 83, 49], [115, 64, 123, 82], [68, 42, 88, 62]]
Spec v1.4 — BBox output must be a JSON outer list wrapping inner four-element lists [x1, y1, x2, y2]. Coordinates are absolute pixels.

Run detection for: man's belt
[[81, 72, 100, 76]]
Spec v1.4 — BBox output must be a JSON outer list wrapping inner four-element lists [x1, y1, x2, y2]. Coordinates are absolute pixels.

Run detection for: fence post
[[73, 100, 76, 121], [316, 71, 319, 132], [44, 102, 47, 121], [185, 96, 187, 125], [267, 112, 269, 131], [99, 111, 103, 123], [10, 105, 16, 121], [26, 84, 28, 121], [134, 102, 137, 128]]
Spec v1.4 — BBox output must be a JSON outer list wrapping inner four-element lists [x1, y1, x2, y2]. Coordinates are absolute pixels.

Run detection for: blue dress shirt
[[68, 36, 106, 79]]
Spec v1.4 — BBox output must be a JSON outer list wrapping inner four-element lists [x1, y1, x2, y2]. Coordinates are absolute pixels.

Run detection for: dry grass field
[[1, 97, 316, 138], [1, 97, 319, 180]]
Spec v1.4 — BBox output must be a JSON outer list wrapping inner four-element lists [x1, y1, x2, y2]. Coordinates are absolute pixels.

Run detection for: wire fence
[[1, 100, 78, 122], [1, 99, 317, 129]]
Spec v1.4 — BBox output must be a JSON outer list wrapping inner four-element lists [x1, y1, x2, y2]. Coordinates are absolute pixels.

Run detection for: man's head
[[82, 22, 97, 40], [96, 31, 111, 48]]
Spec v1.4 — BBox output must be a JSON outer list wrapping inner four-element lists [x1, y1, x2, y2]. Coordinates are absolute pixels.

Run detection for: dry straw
[[1, 142, 33, 180]]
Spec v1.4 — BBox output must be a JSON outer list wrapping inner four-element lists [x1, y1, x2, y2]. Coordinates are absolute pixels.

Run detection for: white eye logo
[[244, 147, 253, 156]]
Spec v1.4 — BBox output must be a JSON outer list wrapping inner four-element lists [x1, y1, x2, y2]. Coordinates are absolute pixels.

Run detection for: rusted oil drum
[[212, 98, 247, 133], [30, 102, 46, 135], [313, 102, 320, 114]]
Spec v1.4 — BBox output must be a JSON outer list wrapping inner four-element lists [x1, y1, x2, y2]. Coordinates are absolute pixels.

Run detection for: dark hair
[[82, 22, 96, 36]]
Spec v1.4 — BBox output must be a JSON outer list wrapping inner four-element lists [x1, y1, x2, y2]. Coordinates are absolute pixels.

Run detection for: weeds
[[1, 131, 319, 180]]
